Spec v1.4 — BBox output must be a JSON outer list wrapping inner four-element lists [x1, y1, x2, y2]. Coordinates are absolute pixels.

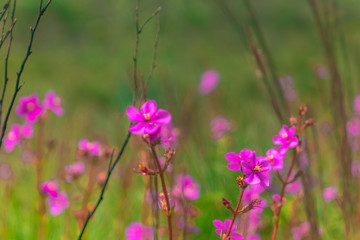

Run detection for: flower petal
[[245, 173, 260, 185], [126, 106, 144, 123], [225, 152, 241, 163], [151, 109, 171, 125], [141, 100, 157, 115], [273, 136, 284, 145], [213, 220, 224, 229], [227, 163, 241, 171], [289, 136, 299, 148], [129, 123, 146, 134], [144, 124, 160, 134]]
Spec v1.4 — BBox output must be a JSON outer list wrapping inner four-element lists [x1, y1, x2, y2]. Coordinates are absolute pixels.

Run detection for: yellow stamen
[[144, 113, 151, 120], [282, 133, 288, 138], [254, 165, 261, 171], [267, 154, 274, 160], [236, 176, 244, 181]]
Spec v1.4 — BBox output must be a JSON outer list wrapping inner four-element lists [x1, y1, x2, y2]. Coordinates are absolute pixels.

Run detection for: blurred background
[[1, 0, 360, 239]]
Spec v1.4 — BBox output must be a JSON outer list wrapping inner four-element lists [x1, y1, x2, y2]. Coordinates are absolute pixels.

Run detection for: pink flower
[[273, 125, 298, 154], [212, 219, 244, 239], [198, 70, 219, 95], [292, 221, 310, 240], [78, 139, 100, 156], [4, 124, 33, 152], [247, 233, 262, 240], [243, 184, 265, 204], [225, 149, 255, 171], [265, 148, 284, 170], [353, 94, 360, 112], [352, 160, 360, 177], [15, 94, 43, 123], [126, 100, 171, 135], [65, 162, 85, 182], [150, 123, 178, 149], [285, 180, 302, 195], [210, 115, 232, 140], [347, 118, 359, 137], [241, 154, 271, 188], [125, 222, 153, 240], [43, 90, 64, 116], [173, 175, 200, 201], [41, 180, 59, 198], [323, 186, 337, 203], [47, 191, 69, 216], [279, 75, 297, 102]]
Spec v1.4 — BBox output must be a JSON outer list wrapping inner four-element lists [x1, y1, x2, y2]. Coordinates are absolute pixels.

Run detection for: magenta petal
[[144, 124, 160, 134], [129, 123, 146, 134], [288, 126, 296, 137], [240, 149, 254, 160], [227, 163, 241, 171], [126, 106, 144, 122], [224, 219, 232, 229], [273, 136, 284, 145], [215, 229, 222, 236], [231, 233, 245, 240], [141, 100, 157, 115], [245, 173, 260, 185], [225, 152, 241, 163], [289, 137, 299, 148], [213, 220, 224, 229], [278, 145, 289, 155], [258, 172, 270, 187], [151, 109, 172, 124], [241, 162, 253, 175]]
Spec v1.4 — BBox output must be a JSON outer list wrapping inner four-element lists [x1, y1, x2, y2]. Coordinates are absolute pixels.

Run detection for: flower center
[[144, 113, 151, 120], [254, 165, 261, 171], [53, 97, 62, 106], [26, 103, 35, 111], [8, 131, 16, 141], [48, 182, 56, 191], [87, 142, 93, 149], [267, 154, 274, 160], [282, 133, 288, 138]]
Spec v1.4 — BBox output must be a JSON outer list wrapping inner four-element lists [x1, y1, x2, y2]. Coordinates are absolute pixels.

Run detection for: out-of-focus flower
[[0, 162, 13, 181], [43, 90, 64, 116], [265, 148, 284, 170], [212, 219, 244, 240], [125, 222, 153, 240], [278, 75, 297, 102], [273, 125, 298, 154], [323, 186, 337, 203], [150, 123, 178, 149], [159, 157, 173, 172], [41, 180, 59, 198], [243, 184, 265, 204], [78, 139, 100, 156], [352, 160, 360, 177], [127, 100, 171, 135], [177, 219, 201, 234], [97, 171, 107, 186], [314, 64, 329, 80], [210, 115, 232, 140], [198, 70, 219, 95], [173, 175, 200, 201], [353, 94, 360, 113], [47, 191, 69, 216], [225, 149, 255, 171], [247, 233, 262, 240], [15, 94, 43, 122], [292, 221, 310, 240], [347, 118, 359, 137], [4, 124, 33, 152], [285, 180, 302, 195], [241, 154, 271, 188], [64, 162, 85, 182]]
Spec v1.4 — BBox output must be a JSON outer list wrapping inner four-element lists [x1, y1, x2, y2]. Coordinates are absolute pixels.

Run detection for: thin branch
[[78, 132, 132, 239], [0, 0, 54, 149], [138, 6, 161, 34]]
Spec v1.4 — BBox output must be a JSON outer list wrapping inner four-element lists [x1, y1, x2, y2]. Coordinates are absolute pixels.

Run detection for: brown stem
[[149, 144, 172, 240], [224, 188, 245, 239]]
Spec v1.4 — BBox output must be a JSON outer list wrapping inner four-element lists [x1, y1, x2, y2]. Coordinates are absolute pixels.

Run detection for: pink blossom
[[279, 75, 297, 102], [285, 180, 302, 195], [4, 124, 33, 152], [15, 94, 43, 123], [225, 149, 255, 171], [347, 118, 359, 137], [173, 175, 200, 200], [247, 233, 262, 240], [353, 94, 360, 112], [47, 191, 69, 216], [273, 125, 298, 154], [150, 123, 178, 149], [243, 184, 265, 204], [78, 139, 100, 156], [292, 221, 310, 240], [43, 90, 64, 116], [210, 115, 232, 140], [241, 154, 271, 188], [198, 70, 219, 95], [352, 160, 360, 177], [41, 180, 59, 198], [265, 148, 284, 170], [65, 162, 85, 182], [125, 222, 153, 240], [314, 64, 329, 80], [126, 100, 171, 135], [212, 219, 244, 239], [323, 186, 337, 202]]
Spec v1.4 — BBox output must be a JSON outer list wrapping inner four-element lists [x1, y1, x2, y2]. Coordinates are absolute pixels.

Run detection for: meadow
[[0, 0, 360, 239]]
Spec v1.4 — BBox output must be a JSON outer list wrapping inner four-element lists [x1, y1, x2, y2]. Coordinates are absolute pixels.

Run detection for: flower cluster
[[41, 180, 69, 216], [4, 91, 63, 152]]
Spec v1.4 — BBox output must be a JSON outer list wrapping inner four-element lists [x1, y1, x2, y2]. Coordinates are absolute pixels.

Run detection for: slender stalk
[[149, 144, 173, 240], [224, 188, 245, 239]]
